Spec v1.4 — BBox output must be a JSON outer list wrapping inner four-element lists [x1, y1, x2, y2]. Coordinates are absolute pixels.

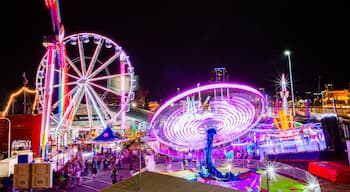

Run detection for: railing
[[219, 159, 321, 192], [151, 157, 321, 191]]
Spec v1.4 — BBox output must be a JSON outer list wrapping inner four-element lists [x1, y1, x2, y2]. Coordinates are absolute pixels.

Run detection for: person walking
[[110, 168, 118, 184], [92, 167, 97, 181]]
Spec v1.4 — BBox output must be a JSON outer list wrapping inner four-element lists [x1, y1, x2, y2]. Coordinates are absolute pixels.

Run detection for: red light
[[44, 0, 57, 8]]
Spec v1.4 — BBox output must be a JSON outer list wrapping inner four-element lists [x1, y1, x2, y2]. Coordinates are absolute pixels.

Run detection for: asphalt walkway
[[3, 154, 350, 191]]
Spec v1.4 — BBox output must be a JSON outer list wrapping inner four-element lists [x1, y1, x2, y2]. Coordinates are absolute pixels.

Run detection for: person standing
[[92, 166, 98, 181], [84, 159, 89, 175], [75, 167, 82, 186], [129, 163, 134, 176]]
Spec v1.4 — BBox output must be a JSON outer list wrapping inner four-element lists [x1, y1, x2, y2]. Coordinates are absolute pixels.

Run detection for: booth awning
[[91, 125, 127, 143]]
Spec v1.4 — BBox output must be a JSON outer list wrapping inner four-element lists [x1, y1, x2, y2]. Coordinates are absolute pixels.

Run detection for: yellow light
[[1, 86, 38, 117], [148, 102, 160, 112], [131, 102, 137, 108], [227, 164, 232, 172]]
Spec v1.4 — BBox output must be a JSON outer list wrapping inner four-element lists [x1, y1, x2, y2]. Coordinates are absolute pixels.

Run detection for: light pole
[[1, 117, 11, 159], [266, 171, 270, 192], [266, 164, 275, 192], [284, 49, 296, 117], [137, 125, 143, 192]]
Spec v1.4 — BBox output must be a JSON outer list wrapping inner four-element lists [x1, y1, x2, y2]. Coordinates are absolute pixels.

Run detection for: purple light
[[150, 83, 266, 150]]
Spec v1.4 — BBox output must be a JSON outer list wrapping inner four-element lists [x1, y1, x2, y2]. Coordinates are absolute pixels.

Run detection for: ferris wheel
[[35, 32, 136, 132]]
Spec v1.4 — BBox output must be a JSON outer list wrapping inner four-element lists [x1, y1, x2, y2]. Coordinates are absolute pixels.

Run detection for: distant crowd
[[53, 147, 141, 189]]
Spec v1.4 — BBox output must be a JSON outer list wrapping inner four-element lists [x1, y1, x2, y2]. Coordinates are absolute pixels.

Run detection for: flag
[[23, 72, 28, 85]]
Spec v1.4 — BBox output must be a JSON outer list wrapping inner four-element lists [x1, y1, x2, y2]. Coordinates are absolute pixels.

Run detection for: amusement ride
[[0, 1, 327, 191], [150, 83, 266, 159], [252, 74, 326, 156], [148, 81, 322, 191], [37, 0, 135, 159]]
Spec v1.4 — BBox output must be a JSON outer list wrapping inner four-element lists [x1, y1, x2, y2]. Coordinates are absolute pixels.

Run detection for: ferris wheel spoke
[[89, 73, 132, 82], [88, 52, 120, 79], [66, 89, 86, 127], [85, 86, 108, 128], [62, 93, 85, 130], [55, 86, 84, 133], [53, 68, 80, 81], [65, 55, 83, 77], [52, 85, 82, 117], [86, 38, 104, 77], [52, 80, 79, 89], [88, 81, 121, 96], [51, 84, 80, 109], [78, 37, 87, 76], [86, 84, 114, 119], [83, 86, 94, 129]]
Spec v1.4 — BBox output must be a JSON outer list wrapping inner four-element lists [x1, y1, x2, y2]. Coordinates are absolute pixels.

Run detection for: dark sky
[[0, 0, 349, 103]]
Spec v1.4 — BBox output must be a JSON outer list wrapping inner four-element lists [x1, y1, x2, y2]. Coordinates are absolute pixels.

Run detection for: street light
[[284, 49, 296, 117], [306, 182, 316, 192], [266, 164, 275, 192], [0, 117, 11, 159], [138, 128, 143, 192], [306, 176, 320, 192]]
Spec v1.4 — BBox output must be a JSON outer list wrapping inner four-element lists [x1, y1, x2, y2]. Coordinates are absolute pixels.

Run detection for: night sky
[[0, 1, 349, 103]]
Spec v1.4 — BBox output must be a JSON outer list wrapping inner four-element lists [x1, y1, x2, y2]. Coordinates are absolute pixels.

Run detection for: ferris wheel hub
[[79, 78, 88, 84]]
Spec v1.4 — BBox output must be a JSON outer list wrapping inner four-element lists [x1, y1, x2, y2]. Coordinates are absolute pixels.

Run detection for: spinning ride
[[150, 83, 266, 159]]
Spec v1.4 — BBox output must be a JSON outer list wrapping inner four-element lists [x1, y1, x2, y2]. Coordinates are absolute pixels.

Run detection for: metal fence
[[215, 159, 321, 192]]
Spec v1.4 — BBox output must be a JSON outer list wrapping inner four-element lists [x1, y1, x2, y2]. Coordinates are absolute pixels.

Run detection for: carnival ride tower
[[279, 73, 289, 114], [274, 73, 294, 130], [200, 128, 234, 181], [39, 0, 66, 159]]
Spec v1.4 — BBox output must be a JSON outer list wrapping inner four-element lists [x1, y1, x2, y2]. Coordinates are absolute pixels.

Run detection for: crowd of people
[[53, 146, 141, 189]]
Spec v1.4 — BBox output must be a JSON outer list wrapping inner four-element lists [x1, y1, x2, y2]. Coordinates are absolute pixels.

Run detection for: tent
[[100, 171, 239, 192], [91, 125, 127, 143]]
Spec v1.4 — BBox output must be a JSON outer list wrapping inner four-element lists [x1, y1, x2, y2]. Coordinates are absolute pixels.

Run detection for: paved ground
[[282, 151, 350, 192], [2, 153, 350, 191], [60, 160, 350, 192], [0, 159, 141, 192], [318, 177, 350, 192], [286, 161, 350, 191], [57, 160, 141, 192]]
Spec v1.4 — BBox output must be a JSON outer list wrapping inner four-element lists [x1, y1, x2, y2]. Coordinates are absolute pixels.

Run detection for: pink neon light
[[151, 83, 265, 126], [150, 83, 266, 150], [120, 53, 126, 130], [40, 45, 56, 159]]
